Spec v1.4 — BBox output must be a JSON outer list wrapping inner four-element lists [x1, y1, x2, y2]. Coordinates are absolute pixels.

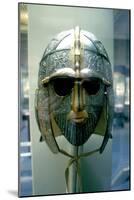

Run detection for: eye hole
[[52, 77, 74, 96], [82, 78, 100, 95]]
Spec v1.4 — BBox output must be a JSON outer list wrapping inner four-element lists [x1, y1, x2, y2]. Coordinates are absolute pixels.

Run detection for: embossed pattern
[[35, 28, 114, 151]]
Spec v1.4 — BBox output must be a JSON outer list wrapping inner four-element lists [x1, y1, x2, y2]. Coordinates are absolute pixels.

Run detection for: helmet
[[35, 27, 114, 154]]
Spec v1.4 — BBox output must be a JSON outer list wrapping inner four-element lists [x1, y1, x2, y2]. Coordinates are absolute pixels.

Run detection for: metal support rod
[[67, 145, 83, 193], [68, 146, 78, 193]]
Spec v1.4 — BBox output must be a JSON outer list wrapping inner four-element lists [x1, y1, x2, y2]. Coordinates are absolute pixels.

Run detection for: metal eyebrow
[[80, 68, 111, 86], [42, 68, 75, 85]]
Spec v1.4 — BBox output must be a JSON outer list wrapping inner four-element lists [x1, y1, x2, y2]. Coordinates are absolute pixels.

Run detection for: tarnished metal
[[35, 27, 114, 153]]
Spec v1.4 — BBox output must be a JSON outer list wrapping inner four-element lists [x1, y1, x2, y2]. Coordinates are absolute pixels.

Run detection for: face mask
[[35, 27, 114, 154]]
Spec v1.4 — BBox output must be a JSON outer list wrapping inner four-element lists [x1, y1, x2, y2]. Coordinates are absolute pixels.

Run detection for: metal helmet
[[35, 27, 114, 154]]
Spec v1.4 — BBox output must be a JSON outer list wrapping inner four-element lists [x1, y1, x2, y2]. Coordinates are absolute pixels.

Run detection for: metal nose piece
[[67, 80, 88, 123], [72, 80, 84, 112]]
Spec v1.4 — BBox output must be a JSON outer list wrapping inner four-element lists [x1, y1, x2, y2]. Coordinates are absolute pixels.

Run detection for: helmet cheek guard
[[35, 87, 60, 153], [94, 84, 114, 153], [35, 27, 114, 154]]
